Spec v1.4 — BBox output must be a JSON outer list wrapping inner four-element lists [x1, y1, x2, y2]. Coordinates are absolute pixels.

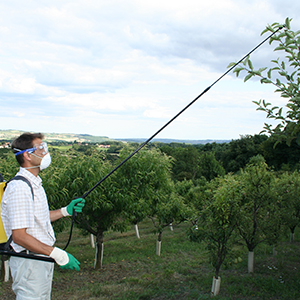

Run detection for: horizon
[[0, 128, 233, 144], [1, 1, 298, 139]]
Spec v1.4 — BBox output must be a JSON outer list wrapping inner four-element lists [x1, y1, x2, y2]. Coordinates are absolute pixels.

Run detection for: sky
[[0, 0, 299, 141]]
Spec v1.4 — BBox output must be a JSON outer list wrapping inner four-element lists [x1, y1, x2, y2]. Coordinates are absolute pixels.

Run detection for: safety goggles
[[14, 142, 48, 156]]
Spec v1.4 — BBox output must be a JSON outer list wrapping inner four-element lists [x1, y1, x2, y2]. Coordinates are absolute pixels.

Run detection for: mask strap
[[23, 153, 43, 170], [30, 153, 43, 159], [24, 166, 40, 170]]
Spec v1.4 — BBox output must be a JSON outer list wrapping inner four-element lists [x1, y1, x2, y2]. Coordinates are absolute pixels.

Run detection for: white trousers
[[9, 256, 54, 300]]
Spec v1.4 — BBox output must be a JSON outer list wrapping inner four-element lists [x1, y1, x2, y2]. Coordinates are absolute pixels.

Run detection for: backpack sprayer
[[0, 25, 285, 262]]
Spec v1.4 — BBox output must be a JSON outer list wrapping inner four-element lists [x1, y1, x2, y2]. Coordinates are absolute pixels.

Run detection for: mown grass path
[[1, 220, 300, 299]]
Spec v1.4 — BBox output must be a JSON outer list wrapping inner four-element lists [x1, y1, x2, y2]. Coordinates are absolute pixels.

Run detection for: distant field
[[0, 130, 111, 143], [50, 145, 73, 150]]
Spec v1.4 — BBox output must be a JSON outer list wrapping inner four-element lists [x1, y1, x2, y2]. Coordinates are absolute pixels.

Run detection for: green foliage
[[259, 137, 300, 171], [118, 147, 174, 226], [275, 171, 300, 235], [236, 155, 281, 251], [188, 174, 241, 278], [0, 152, 19, 179], [229, 18, 300, 145], [175, 178, 208, 224], [170, 146, 200, 181], [40, 149, 71, 232], [2, 141, 300, 278], [153, 191, 191, 237], [219, 135, 268, 173], [159, 144, 225, 182], [198, 151, 225, 180]]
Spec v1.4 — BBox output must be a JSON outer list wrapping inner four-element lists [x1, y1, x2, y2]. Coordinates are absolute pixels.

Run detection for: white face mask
[[29, 152, 52, 170], [39, 152, 52, 170]]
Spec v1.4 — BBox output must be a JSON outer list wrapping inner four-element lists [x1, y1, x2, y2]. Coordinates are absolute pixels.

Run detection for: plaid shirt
[[1, 167, 56, 252]]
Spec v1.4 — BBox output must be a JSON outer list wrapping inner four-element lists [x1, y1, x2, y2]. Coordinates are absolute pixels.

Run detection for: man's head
[[12, 132, 45, 166]]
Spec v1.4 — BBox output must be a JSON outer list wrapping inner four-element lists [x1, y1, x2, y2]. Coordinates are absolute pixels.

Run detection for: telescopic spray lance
[[0, 25, 285, 262], [81, 25, 285, 199], [62, 25, 285, 251]]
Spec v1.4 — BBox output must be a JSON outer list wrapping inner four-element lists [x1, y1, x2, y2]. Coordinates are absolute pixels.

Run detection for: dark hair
[[12, 132, 44, 166]]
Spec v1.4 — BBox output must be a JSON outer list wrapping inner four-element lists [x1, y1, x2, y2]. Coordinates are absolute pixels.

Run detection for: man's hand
[[49, 247, 80, 271], [61, 198, 85, 217]]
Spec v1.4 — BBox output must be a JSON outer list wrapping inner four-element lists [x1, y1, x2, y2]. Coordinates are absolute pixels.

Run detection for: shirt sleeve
[[4, 180, 35, 230]]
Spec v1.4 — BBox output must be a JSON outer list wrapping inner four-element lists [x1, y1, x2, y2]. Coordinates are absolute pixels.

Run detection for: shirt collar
[[18, 167, 42, 187]]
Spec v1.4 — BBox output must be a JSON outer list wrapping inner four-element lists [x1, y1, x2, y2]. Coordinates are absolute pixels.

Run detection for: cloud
[[0, 0, 298, 139]]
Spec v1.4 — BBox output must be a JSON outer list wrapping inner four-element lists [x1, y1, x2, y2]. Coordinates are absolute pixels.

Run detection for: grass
[[1, 220, 300, 299]]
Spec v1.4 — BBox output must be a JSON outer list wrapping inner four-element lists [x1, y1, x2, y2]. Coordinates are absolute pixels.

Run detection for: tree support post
[[156, 241, 161, 256], [211, 276, 221, 296], [134, 224, 140, 239], [248, 251, 254, 273]]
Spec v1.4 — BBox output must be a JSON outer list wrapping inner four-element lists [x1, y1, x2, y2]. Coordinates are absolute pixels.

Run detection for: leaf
[[267, 69, 272, 79], [271, 60, 279, 65], [261, 26, 273, 35], [227, 62, 236, 68], [258, 67, 267, 73], [286, 32, 294, 40], [243, 56, 250, 67], [278, 71, 287, 77], [263, 100, 271, 107], [260, 78, 272, 84], [285, 17, 291, 30], [257, 107, 266, 112], [278, 32, 286, 39], [274, 46, 285, 51], [247, 59, 254, 70], [233, 67, 244, 77], [244, 74, 253, 82]]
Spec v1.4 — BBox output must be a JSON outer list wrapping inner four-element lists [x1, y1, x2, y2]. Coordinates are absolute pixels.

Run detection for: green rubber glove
[[49, 247, 80, 271], [66, 198, 85, 215], [60, 253, 80, 271]]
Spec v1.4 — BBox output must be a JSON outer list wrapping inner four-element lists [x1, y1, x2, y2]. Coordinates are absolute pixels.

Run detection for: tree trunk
[[290, 232, 295, 243], [248, 251, 254, 273], [94, 231, 104, 270], [169, 223, 173, 231], [211, 276, 221, 296], [134, 224, 140, 239]]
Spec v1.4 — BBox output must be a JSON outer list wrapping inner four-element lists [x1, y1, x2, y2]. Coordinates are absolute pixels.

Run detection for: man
[[1, 132, 85, 299]]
